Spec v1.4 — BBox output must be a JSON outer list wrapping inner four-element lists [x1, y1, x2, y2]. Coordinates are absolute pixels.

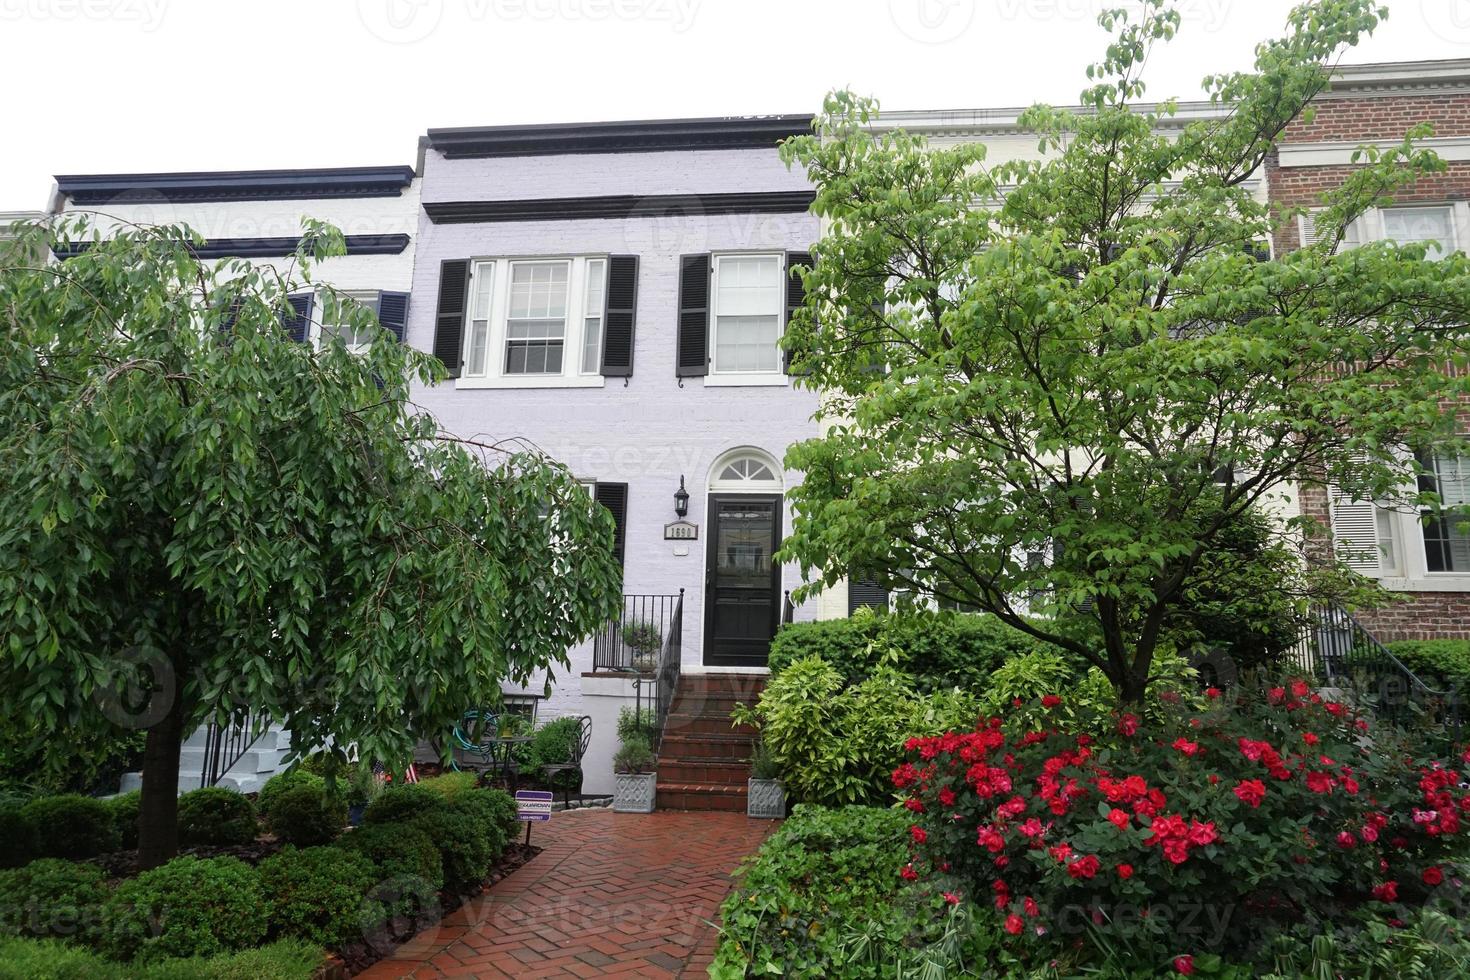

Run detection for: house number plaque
[[663, 521, 699, 541]]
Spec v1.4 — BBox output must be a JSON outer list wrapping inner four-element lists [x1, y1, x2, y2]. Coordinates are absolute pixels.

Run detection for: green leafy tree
[[0, 218, 622, 867], [778, 0, 1470, 705]]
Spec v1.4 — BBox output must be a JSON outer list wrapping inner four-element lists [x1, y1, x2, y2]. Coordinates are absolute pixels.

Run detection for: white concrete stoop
[[118, 723, 293, 796]]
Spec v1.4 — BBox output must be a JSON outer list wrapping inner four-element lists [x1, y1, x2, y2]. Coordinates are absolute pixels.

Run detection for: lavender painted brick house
[[403, 118, 830, 790]]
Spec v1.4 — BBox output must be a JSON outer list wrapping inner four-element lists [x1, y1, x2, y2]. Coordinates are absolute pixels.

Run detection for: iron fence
[[592, 593, 684, 672], [201, 709, 269, 788]]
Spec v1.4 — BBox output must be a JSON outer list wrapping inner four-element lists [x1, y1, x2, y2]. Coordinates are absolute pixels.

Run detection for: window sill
[[704, 373, 788, 388], [455, 375, 607, 390], [1379, 575, 1470, 593]]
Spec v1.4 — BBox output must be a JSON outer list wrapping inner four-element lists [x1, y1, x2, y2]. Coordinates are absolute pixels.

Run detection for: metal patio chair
[[540, 715, 592, 808]]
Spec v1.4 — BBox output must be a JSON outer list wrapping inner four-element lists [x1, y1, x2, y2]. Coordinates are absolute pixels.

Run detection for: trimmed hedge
[[258, 846, 375, 947], [262, 783, 345, 847], [767, 610, 1056, 692], [0, 858, 109, 943], [107, 792, 140, 850], [102, 855, 266, 962], [418, 772, 477, 800], [362, 784, 444, 826], [19, 795, 118, 860], [0, 937, 323, 979], [334, 823, 444, 892], [177, 789, 256, 847], [0, 801, 39, 868], [254, 770, 322, 817], [1388, 639, 1470, 688], [408, 808, 493, 894]]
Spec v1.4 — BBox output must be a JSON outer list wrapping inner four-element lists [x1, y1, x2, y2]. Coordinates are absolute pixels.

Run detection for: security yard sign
[[516, 789, 553, 822]]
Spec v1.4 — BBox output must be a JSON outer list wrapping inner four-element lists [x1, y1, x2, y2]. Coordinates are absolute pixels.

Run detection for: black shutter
[[600, 255, 638, 377], [783, 251, 813, 375], [675, 254, 710, 378], [432, 260, 470, 378], [848, 569, 889, 615], [377, 290, 410, 342], [593, 482, 628, 566], [282, 293, 313, 343]]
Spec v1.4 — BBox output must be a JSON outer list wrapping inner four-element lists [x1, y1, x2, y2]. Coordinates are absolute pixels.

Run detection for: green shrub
[[713, 805, 982, 978], [20, 795, 119, 859], [768, 609, 1053, 691], [0, 937, 324, 980], [0, 802, 38, 868], [408, 808, 493, 894], [733, 657, 982, 806], [418, 772, 477, 800], [0, 858, 109, 943], [107, 792, 140, 850], [254, 770, 322, 817], [447, 789, 513, 858], [102, 855, 266, 962], [176, 788, 256, 847], [616, 706, 656, 745], [334, 823, 444, 892], [261, 783, 345, 846], [612, 734, 655, 774], [1388, 639, 1470, 688], [257, 845, 375, 947], [525, 717, 584, 790], [362, 784, 444, 826]]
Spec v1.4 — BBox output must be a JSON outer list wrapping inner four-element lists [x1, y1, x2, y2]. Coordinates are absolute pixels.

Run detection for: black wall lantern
[[674, 476, 690, 518]]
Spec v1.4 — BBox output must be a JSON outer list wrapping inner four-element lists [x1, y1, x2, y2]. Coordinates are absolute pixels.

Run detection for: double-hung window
[[711, 253, 783, 377], [1419, 451, 1470, 573], [318, 291, 380, 355], [460, 255, 608, 387], [1381, 205, 1456, 260]]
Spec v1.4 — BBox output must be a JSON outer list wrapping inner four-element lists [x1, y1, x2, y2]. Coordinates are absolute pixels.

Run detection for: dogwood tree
[[779, 0, 1470, 704], [0, 219, 622, 866]]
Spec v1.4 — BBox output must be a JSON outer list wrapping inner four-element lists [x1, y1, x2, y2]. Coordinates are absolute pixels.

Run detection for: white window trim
[[455, 255, 608, 390], [310, 290, 381, 354], [704, 251, 790, 388], [1361, 202, 1463, 257]]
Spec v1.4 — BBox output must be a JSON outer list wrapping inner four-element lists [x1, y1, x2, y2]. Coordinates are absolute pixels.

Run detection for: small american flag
[[371, 761, 418, 784]]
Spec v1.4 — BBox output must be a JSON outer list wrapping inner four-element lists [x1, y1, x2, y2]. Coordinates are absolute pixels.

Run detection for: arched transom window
[[708, 448, 783, 492]]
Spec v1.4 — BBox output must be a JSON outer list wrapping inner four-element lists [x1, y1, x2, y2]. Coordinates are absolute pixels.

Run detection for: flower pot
[[613, 772, 657, 813], [747, 778, 786, 819]]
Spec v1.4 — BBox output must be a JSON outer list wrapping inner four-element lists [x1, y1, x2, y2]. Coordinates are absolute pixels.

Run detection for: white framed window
[[317, 291, 380, 355], [1420, 451, 1470, 573], [1381, 205, 1456, 260], [710, 253, 784, 380], [458, 255, 608, 389]]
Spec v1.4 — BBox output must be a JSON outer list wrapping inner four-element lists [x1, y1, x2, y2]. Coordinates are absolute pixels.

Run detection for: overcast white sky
[[1, 0, 1465, 207]]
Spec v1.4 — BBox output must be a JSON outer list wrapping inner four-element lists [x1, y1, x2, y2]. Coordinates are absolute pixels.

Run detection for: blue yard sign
[[516, 789, 553, 822]]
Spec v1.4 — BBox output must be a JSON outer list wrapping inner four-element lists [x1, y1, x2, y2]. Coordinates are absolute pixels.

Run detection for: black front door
[[704, 493, 782, 667]]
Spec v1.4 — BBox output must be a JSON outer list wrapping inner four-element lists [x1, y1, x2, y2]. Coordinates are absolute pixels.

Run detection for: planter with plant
[[746, 741, 785, 819], [622, 620, 663, 673], [612, 735, 657, 813]]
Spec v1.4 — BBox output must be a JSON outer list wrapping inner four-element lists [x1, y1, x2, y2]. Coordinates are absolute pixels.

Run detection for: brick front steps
[[656, 673, 765, 812]]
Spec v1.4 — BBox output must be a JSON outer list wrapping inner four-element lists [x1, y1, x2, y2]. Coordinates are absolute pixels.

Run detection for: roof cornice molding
[[425, 115, 811, 158], [873, 100, 1230, 138], [423, 191, 815, 224], [54, 166, 417, 205], [51, 233, 410, 260], [1322, 59, 1470, 98]]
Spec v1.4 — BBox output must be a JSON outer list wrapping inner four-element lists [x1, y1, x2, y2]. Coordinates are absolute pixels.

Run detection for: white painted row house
[[32, 57, 1470, 801]]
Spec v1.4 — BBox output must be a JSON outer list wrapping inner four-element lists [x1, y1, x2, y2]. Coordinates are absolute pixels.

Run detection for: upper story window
[[461, 256, 607, 387], [711, 253, 783, 378], [318, 291, 381, 354], [1419, 451, 1470, 573], [1381, 206, 1455, 260]]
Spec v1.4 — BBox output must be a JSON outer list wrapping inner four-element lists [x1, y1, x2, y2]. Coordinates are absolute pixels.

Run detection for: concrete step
[[663, 714, 754, 737], [657, 760, 748, 785], [658, 733, 755, 762], [656, 781, 746, 812], [678, 674, 767, 696]]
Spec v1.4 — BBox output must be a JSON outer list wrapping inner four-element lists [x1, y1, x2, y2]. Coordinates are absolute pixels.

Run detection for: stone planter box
[[613, 772, 657, 813], [747, 778, 786, 819]]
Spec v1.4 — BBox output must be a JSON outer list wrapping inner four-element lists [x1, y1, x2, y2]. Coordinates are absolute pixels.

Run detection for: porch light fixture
[[674, 476, 689, 518]]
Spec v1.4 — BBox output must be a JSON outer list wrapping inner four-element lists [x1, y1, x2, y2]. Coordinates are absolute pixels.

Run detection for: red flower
[[1172, 738, 1201, 758], [911, 825, 927, 845], [1291, 679, 1310, 698], [904, 798, 925, 813], [1187, 820, 1218, 846], [1019, 817, 1045, 839], [1325, 701, 1346, 717], [943, 891, 961, 905], [1268, 687, 1286, 704], [1302, 732, 1319, 746], [900, 864, 919, 881], [1205, 687, 1222, 699], [1023, 896, 1039, 916], [1233, 779, 1266, 808], [1067, 854, 1101, 880], [1336, 831, 1356, 849], [1107, 808, 1130, 830], [1004, 913, 1024, 935], [1424, 866, 1444, 886], [1117, 863, 1134, 879], [1118, 713, 1139, 736], [938, 786, 956, 807], [1174, 955, 1195, 975], [1305, 771, 1335, 795], [893, 762, 919, 788], [1371, 881, 1399, 902], [1041, 695, 1062, 708]]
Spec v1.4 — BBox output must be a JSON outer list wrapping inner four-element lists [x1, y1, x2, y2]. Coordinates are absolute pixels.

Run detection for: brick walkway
[[356, 809, 776, 979]]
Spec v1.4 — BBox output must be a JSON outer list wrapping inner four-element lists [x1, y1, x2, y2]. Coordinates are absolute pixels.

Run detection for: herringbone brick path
[[355, 808, 775, 978]]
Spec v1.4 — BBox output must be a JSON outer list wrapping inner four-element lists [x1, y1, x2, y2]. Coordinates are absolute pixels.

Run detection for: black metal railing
[[592, 593, 684, 672], [782, 590, 795, 625], [200, 709, 270, 788], [1288, 605, 1462, 748], [653, 590, 684, 753]]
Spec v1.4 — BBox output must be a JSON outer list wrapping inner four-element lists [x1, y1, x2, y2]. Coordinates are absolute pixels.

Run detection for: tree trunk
[[1116, 672, 1149, 708], [137, 685, 186, 870]]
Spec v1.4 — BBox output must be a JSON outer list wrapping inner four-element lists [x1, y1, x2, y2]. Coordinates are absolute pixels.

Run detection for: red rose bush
[[894, 680, 1469, 965]]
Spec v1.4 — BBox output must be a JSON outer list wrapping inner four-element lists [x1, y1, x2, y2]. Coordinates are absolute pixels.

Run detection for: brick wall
[[1275, 85, 1470, 641]]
